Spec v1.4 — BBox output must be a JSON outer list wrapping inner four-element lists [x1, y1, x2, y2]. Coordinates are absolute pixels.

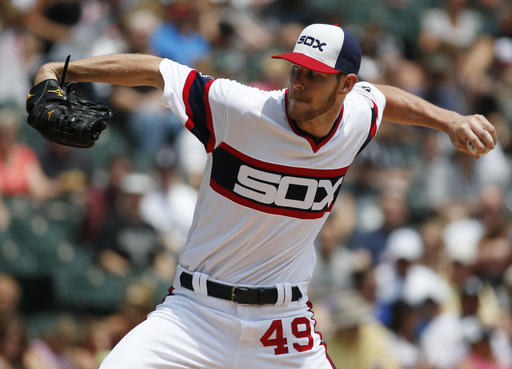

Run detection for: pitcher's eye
[[309, 71, 325, 81]]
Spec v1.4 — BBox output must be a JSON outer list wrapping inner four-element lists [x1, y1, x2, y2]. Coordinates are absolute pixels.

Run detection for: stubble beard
[[288, 85, 339, 123]]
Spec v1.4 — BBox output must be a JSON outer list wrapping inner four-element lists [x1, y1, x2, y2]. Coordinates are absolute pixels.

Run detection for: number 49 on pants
[[260, 318, 314, 355]]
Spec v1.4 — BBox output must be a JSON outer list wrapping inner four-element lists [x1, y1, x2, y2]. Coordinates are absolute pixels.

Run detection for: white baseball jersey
[[159, 58, 385, 286]]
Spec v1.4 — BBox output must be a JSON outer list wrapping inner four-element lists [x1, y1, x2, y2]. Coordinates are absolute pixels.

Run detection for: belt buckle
[[231, 286, 251, 304]]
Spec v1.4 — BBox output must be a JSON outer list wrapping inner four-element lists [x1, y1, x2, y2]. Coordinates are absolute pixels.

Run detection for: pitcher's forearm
[[376, 84, 462, 134], [34, 54, 164, 89], [375, 84, 496, 157]]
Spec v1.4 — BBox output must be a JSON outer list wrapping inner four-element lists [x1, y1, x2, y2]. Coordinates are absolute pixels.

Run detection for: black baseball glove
[[26, 56, 113, 148]]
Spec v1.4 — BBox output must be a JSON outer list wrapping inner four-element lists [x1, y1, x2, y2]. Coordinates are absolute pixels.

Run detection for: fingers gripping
[[462, 114, 497, 158]]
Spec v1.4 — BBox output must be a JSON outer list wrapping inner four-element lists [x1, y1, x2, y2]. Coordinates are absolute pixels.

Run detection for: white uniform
[[100, 58, 385, 369]]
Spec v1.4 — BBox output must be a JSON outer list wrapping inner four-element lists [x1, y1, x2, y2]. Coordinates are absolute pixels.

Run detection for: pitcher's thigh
[[99, 308, 234, 369], [99, 315, 187, 369]]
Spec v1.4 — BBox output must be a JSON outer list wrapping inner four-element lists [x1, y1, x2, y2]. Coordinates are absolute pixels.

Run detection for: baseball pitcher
[[27, 24, 496, 369]]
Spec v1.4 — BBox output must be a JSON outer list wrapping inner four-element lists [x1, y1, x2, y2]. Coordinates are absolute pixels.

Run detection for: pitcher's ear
[[339, 73, 358, 94]]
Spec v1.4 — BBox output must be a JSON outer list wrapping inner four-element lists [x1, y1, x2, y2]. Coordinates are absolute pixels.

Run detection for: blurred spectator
[[473, 144, 511, 191], [325, 290, 400, 369], [0, 1, 20, 31], [39, 142, 93, 195], [418, 0, 483, 56], [71, 318, 111, 369], [24, 314, 80, 369], [101, 279, 158, 349], [344, 160, 382, 233], [412, 134, 510, 221], [0, 26, 43, 108], [22, 0, 82, 58], [440, 218, 502, 328], [409, 130, 454, 214], [420, 277, 511, 369], [199, 17, 245, 80], [442, 218, 483, 294], [475, 234, 512, 327], [419, 216, 449, 274], [445, 151, 482, 211], [249, 54, 289, 91], [455, 319, 512, 369], [351, 188, 410, 264], [0, 107, 57, 201], [95, 172, 163, 276], [388, 299, 429, 369], [459, 5, 512, 98], [139, 147, 197, 254], [419, 298, 465, 369], [500, 266, 512, 348], [174, 128, 207, 189], [476, 185, 507, 236], [0, 313, 28, 369], [422, 145, 509, 219], [272, 22, 304, 57], [150, 1, 210, 68], [309, 198, 367, 302], [384, 57, 427, 96], [477, 234, 511, 287], [211, 5, 273, 80], [375, 227, 424, 311], [81, 155, 132, 244], [0, 274, 21, 318], [352, 262, 378, 307], [110, 9, 181, 167], [442, 219, 482, 309], [402, 265, 450, 314]]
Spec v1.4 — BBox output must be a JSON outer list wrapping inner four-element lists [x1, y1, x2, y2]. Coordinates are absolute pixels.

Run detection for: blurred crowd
[[0, 0, 511, 368]]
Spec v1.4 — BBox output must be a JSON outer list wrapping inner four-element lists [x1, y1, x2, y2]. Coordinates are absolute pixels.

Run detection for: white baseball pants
[[99, 274, 335, 368]]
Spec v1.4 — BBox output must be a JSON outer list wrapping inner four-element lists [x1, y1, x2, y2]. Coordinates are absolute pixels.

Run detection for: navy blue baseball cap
[[272, 24, 362, 75]]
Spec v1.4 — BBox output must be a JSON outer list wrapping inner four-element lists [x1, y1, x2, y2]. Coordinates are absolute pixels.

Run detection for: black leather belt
[[179, 271, 302, 305]]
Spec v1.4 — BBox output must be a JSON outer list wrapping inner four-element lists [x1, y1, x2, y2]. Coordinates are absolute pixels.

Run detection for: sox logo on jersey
[[234, 165, 343, 211], [210, 142, 349, 219]]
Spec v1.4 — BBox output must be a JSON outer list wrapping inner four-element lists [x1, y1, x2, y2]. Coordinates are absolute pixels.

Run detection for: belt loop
[[282, 283, 293, 305], [298, 282, 307, 302], [192, 271, 208, 296], [275, 283, 286, 306], [175, 265, 186, 288]]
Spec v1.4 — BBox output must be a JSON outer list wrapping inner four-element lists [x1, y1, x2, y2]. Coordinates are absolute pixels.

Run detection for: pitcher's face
[[286, 64, 342, 123]]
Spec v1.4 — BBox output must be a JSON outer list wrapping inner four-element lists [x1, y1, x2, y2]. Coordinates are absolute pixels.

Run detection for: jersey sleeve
[[351, 81, 386, 155], [159, 58, 230, 153]]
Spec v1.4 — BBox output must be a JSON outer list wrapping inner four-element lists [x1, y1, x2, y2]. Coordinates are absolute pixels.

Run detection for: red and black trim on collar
[[182, 70, 216, 153], [284, 89, 344, 153]]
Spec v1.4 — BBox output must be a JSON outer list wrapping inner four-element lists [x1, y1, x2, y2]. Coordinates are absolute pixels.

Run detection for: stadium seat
[[53, 265, 126, 312]]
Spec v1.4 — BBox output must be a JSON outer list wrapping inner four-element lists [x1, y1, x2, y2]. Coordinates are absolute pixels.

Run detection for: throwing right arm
[[376, 84, 497, 158]]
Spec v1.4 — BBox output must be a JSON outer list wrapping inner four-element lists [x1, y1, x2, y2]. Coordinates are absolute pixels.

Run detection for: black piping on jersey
[[183, 70, 216, 153], [284, 89, 344, 153], [356, 100, 378, 155], [209, 142, 349, 219]]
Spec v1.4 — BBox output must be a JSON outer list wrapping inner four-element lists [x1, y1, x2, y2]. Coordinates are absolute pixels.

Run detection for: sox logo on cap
[[272, 24, 362, 75], [297, 35, 327, 51]]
